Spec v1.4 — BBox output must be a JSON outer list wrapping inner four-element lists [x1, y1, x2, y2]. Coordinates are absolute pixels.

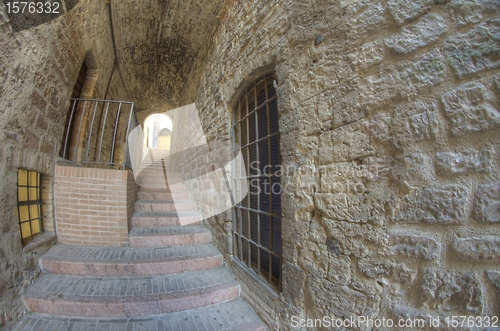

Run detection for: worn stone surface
[[391, 153, 436, 191], [282, 262, 306, 309], [448, 0, 500, 25], [391, 101, 440, 148], [314, 193, 387, 224], [444, 19, 500, 77], [350, 41, 385, 70], [358, 49, 447, 110], [349, 2, 388, 37], [304, 277, 381, 320], [453, 237, 500, 262], [441, 81, 500, 136], [359, 258, 416, 284], [435, 149, 492, 176], [474, 181, 500, 223], [319, 121, 375, 164], [421, 269, 483, 313], [392, 185, 470, 224], [385, 13, 448, 54], [322, 220, 386, 258], [386, 234, 441, 260], [387, 0, 435, 26], [487, 270, 500, 288], [319, 162, 366, 194]]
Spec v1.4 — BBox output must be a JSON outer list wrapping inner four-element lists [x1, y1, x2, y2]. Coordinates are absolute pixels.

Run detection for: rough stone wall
[[1, 0, 499, 329], [0, 0, 130, 328], [183, 0, 500, 329]]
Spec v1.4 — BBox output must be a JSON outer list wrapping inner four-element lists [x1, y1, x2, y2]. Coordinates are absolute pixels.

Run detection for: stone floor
[[13, 159, 265, 331]]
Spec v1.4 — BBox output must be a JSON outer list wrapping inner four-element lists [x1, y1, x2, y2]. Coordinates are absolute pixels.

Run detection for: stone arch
[[226, 63, 277, 114]]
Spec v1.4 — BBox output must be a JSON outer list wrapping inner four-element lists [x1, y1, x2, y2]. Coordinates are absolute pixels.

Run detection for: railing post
[[122, 103, 135, 170], [110, 103, 122, 164], [97, 101, 111, 163], [85, 100, 100, 162], [73, 100, 88, 161], [62, 99, 77, 160]]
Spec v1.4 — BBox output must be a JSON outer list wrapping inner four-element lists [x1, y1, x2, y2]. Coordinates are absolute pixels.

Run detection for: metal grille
[[17, 169, 43, 244], [60, 98, 136, 169], [232, 73, 282, 291]]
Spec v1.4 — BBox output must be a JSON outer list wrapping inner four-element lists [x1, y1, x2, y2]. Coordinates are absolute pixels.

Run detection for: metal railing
[[61, 98, 136, 169]]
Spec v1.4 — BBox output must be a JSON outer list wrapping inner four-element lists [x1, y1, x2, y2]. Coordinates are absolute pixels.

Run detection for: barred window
[[17, 169, 43, 244], [232, 73, 282, 291]]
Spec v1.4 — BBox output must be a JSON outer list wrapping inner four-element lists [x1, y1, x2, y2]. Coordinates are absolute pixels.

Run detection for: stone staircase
[[13, 151, 265, 330]]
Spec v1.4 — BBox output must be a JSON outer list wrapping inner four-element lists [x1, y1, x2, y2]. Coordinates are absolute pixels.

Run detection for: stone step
[[135, 199, 197, 212], [138, 189, 191, 200], [132, 211, 202, 227], [138, 182, 187, 191], [137, 176, 184, 185], [129, 225, 211, 247], [24, 268, 240, 318], [40, 244, 222, 277], [136, 161, 169, 169], [14, 298, 266, 331], [137, 169, 182, 179]]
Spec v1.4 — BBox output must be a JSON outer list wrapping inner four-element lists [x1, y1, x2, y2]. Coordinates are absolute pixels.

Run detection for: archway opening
[[143, 113, 173, 150]]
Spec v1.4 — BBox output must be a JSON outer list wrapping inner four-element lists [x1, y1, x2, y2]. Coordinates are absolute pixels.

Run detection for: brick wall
[[54, 165, 138, 247]]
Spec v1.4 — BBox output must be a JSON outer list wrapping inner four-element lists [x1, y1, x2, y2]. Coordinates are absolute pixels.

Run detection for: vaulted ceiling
[[110, 0, 229, 114]]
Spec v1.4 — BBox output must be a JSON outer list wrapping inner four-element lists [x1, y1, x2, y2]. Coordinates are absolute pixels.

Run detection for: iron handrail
[[61, 98, 135, 170]]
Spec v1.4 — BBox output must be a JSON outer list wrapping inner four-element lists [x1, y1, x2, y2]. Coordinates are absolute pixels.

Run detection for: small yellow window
[[17, 169, 43, 244]]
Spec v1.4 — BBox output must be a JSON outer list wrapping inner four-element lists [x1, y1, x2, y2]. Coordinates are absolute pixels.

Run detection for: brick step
[[136, 169, 181, 177], [135, 199, 197, 212], [40, 243, 222, 277], [138, 189, 191, 200], [129, 225, 211, 247], [136, 162, 169, 169], [14, 298, 266, 331], [137, 175, 184, 185], [138, 182, 187, 191], [24, 268, 240, 318], [132, 211, 202, 227]]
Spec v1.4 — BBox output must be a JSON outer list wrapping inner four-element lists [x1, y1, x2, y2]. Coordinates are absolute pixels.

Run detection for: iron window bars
[[17, 169, 43, 244], [232, 73, 282, 291]]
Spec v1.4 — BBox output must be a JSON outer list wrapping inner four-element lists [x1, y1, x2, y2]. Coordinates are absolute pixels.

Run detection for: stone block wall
[[54, 165, 137, 246], [179, 0, 500, 329], [1, 0, 499, 329], [0, 0, 131, 327]]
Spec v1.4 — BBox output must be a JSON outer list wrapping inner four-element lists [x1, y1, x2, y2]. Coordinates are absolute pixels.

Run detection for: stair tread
[[129, 225, 210, 237], [132, 210, 201, 217], [14, 299, 265, 331], [42, 243, 220, 264], [138, 188, 189, 192], [26, 267, 237, 301], [136, 199, 195, 204], [40, 243, 222, 276]]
